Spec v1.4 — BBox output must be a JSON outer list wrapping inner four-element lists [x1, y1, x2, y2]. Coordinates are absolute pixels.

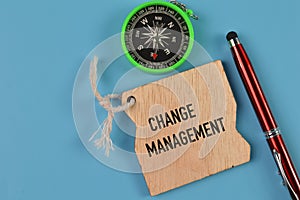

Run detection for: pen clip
[[272, 149, 299, 200]]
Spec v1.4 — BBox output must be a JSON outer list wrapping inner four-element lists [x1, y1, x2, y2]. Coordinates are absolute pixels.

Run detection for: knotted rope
[[89, 56, 135, 156]]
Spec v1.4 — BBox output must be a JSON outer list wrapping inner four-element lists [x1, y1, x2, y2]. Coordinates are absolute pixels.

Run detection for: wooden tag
[[122, 61, 250, 196]]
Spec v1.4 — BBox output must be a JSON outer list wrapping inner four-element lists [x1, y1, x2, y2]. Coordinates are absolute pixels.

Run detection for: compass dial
[[122, 1, 194, 73]]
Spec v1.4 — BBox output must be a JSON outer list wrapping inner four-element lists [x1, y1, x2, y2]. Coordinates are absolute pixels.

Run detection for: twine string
[[89, 56, 135, 156]]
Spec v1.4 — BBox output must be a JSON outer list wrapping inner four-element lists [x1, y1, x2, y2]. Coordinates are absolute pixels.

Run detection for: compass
[[121, 1, 197, 73]]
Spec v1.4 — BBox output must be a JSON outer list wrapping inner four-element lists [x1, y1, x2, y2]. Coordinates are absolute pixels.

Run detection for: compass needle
[[122, 1, 195, 72], [152, 38, 157, 50]]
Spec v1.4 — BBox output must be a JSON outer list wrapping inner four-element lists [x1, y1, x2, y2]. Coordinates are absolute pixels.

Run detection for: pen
[[226, 31, 300, 200]]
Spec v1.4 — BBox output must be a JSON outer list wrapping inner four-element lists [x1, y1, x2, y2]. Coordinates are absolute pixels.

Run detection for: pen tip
[[226, 31, 238, 41]]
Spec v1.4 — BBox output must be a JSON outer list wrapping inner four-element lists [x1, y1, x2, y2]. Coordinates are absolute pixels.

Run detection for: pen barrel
[[228, 34, 300, 199], [230, 43, 277, 131], [267, 134, 300, 198]]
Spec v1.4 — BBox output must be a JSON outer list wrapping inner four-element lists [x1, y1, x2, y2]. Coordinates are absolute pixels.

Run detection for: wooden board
[[122, 60, 250, 196]]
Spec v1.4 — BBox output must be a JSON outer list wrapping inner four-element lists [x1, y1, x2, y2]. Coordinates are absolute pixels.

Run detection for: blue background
[[1, 0, 300, 199]]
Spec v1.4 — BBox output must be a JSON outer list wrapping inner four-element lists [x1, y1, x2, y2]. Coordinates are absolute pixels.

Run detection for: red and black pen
[[226, 31, 300, 200]]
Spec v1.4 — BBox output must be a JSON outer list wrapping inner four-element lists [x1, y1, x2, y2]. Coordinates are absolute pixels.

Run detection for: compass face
[[122, 2, 194, 73]]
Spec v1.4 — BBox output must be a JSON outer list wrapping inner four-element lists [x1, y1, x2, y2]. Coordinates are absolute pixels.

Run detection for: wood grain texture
[[122, 61, 250, 196]]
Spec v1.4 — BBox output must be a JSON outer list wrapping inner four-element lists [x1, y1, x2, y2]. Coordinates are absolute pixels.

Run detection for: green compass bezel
[[121, 1, 194, 74]]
